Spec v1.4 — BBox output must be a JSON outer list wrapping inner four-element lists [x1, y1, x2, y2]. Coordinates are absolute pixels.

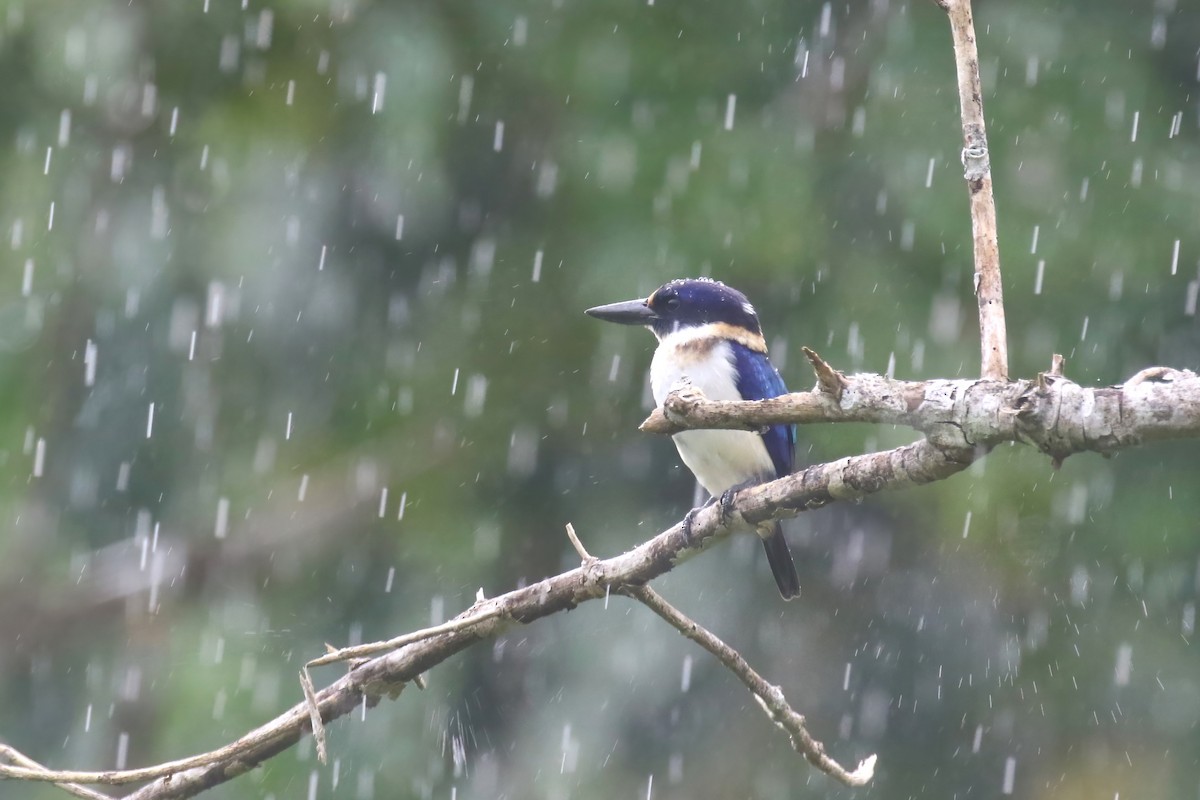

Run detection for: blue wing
[[731, 343, 795, 478]]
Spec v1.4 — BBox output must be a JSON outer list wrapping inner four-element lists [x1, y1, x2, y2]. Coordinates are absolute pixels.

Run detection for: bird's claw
[[718, 488, 738, 526], [682, 507, 701, 541], [718, 478, 760, 526]]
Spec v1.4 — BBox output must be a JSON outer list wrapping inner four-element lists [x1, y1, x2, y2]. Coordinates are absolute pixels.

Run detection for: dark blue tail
[[762, 522, 800, 600]]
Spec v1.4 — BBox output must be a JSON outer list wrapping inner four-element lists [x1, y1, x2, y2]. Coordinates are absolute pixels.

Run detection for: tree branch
[[622, 585, 876, 786], [14, 354, 1191, 797], [5, 350, 1194, 798], [940, 0, 1008, 380], [0, 745, 113, 800], [642, 358, 1200, 466], [2, 425, 969, 797]]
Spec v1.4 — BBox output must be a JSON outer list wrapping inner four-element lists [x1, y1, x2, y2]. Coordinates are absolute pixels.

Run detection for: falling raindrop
[[1002, 756, 1016, 795], [1150, 14, 1167, 49], [116, 733, 130, 770], [1113, 642, 1132, 686], [457, 75, 474, 123], [371, 72, 386, 113], [464, 374, 488, 417], [1070, 565, 1090, 605], [1109, 271, 1124, 301], [851, 106, 866, 137], [32, 437, 46, 478], [206, 282, 225, 327], [214, 497, 230, 539], [83, 340, 97, 386]]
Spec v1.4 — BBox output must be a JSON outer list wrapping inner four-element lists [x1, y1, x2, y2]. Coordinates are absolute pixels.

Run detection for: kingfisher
[[586, 278, 800, 600]]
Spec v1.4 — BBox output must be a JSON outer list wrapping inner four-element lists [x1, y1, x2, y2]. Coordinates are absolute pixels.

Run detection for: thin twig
[[305, 605, 509, 668], [0, 745, 113, 800], [940, 0, 1008, 381], [622, 585, 876, 787], [565, 522, 594, 562], [297, 668, 327, 764], [803, 347, 848, 399]]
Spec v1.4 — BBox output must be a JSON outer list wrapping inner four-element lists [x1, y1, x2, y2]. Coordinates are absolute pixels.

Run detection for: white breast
[[649, 330, 775, 497]]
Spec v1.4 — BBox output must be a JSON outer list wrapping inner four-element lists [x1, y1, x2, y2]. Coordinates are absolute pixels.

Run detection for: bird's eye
[[664, 297, 681, 311]]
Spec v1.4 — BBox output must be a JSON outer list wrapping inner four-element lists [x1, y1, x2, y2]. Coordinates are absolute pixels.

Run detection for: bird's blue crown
[[645, 278, 762, 339]]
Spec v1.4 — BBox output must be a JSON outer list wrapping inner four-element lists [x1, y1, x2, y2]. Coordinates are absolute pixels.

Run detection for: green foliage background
[[1, 1, 1198, 798]]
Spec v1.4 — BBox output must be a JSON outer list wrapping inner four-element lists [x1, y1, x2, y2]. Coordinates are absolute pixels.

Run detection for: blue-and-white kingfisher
[[587, 277, 800, 599]]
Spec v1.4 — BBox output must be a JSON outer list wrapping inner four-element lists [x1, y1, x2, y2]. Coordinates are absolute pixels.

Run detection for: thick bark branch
[[642, 362, 1200, 465]]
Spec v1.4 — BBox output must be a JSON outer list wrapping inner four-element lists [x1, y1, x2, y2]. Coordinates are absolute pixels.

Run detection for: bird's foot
[[717, 490, 737, 526], [718, 479, 760, 526], [682, 507, 699, 541], [682, 495, 718, 541]]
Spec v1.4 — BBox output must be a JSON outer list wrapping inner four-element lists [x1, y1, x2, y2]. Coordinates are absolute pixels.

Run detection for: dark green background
[[2, 1, 1199, 798]]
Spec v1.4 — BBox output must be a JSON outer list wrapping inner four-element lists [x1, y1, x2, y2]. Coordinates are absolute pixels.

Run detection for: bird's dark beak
[[584, 298, 657, 325]]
